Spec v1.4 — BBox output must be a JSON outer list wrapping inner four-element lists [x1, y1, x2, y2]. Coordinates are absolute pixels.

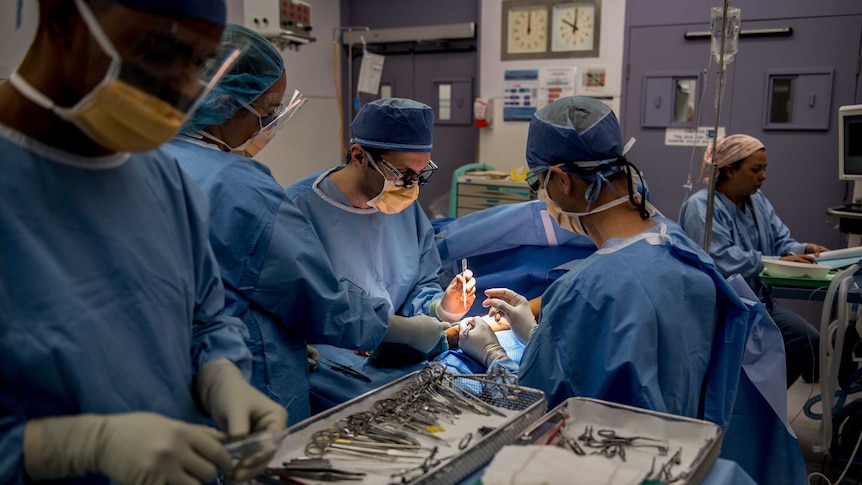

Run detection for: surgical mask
[[538, 171, 658, 236], [366, 153, 419, 214], [197, 89, 307, 158], [8, 0, 237, 153]]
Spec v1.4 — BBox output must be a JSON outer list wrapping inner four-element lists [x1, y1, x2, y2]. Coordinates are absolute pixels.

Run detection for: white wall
[[0, 1, 339, 186], [228, 0, 343, 186], [0, 2, 37, 80], [477, 0, 627, 173]]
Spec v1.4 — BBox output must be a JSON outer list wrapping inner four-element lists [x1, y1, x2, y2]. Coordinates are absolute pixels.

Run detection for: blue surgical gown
[[679, 189, 807, 296], [165, 140, 390, 424], [0, 126, 251, 485], [489, 216, 805, 485], [505, 218, 750, 427], [284, 168, 444, 320]]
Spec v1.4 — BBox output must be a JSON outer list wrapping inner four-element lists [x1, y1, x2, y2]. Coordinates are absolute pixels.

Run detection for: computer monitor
[[839, 104, 862, 180]]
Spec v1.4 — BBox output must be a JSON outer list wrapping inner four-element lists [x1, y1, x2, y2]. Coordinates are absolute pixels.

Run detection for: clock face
[[552, 3, 596, 52], [507, 6, 548, 54]]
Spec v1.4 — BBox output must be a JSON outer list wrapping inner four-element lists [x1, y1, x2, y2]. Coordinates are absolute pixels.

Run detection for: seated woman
[[680, 134, 824, 387]]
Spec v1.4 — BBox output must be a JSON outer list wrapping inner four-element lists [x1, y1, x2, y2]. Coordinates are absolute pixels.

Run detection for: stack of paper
[[815, 246, 862, 269]]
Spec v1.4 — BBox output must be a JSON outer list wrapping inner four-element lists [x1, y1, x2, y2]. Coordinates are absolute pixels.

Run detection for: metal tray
[[261, 366, 546, 485], [512, 397, 723, 484]]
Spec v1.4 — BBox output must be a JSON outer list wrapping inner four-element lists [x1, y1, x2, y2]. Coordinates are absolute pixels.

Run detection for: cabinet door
[[642, 76, 672, 127], [764, 69, 833, 130]]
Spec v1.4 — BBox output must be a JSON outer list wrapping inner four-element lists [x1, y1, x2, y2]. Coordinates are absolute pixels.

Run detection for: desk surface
[[770, 284, 862, 303]]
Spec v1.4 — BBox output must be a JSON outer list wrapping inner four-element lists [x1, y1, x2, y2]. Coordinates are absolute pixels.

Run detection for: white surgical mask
[[538, 170, 659, 237]]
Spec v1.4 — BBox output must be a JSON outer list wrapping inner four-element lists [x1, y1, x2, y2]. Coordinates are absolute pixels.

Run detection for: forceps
[[305, 429, 427, 460]]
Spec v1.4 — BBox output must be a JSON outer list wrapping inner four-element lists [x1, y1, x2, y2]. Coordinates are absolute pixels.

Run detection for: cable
[[835, 424, 862, 485], [682, 56, 713, 199], [809, 471, 832, 485]]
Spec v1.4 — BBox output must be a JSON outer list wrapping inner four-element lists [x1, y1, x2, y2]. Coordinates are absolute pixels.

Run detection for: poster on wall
[[538, 67, 577, 109], [503, 69, 539, 122], [578, 65, 616, 97]]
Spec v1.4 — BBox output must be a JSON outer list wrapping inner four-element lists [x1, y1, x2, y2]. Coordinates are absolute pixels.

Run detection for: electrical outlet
[[243, 0, 281, 36]]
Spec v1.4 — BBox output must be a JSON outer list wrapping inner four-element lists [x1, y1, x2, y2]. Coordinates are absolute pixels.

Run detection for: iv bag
[[710, 6, 741, 64]]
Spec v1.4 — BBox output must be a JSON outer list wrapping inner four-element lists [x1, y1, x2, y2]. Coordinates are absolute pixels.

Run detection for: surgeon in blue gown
[[680, 134, 824, 387], [458, 97, 807, 485], [164, 24, 391, 425], [0, 1, 286, 484], [285, 99, 476, 365]]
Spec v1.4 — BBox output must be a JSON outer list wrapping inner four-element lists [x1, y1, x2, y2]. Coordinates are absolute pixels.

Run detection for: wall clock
[[551, 2, 597, 53], [506, 5, 548, 55], [502, 0, 601, 61]]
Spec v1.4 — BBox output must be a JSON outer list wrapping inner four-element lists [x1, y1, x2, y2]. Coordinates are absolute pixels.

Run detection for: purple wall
[[622, 3, 862, 249], [626, 0, 862, 27], [338, 0, 481, 215]]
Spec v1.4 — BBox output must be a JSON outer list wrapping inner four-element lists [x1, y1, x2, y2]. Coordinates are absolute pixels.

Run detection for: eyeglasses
[[526, 170, 546, 193], [243, 102, 287, 132], [378, 158, 438, 188]]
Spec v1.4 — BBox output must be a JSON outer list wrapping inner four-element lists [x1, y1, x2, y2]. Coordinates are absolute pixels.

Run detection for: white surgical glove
[[196, 359, 288, 480], [385, 314, 451, 353], [24, 412, 232, 484], [433, 270, 476, 322], [482, 288, 538, 345], [459, 317, 508, 367]]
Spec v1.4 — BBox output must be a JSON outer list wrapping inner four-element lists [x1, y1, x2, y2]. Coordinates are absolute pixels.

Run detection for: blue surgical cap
[[182, 24, 285, 134], [115, 0, 226, 26], [351, 98, 434, 152], [526, 96, 624, 173]]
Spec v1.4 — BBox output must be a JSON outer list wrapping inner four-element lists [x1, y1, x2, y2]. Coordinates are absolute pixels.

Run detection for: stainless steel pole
[[703, 0, 731, 253]]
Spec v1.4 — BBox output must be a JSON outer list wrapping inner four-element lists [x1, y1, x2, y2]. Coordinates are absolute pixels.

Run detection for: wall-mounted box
[[763, 68, 833, 131], [641, 72, 702, 128]]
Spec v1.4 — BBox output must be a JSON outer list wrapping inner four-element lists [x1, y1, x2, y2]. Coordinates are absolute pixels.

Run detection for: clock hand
[[561, 19, 577, 30], [527, 10, 532, 34], [573, 8, 579, 33]]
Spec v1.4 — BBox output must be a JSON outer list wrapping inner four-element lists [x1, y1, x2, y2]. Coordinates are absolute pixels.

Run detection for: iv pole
[[703, 0, 732, 253]]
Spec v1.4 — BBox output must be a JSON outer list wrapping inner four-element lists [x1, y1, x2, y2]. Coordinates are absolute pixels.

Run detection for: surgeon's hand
[[483, 288, 538, 345], [308, 345, 321, 372], [459, 317, 508, 367], [384, 314, 451, 353], [24, 412, 232, 484], [196, 358, 287, 480], [437, 270, 476, 321], [780, 254, 816, 264]]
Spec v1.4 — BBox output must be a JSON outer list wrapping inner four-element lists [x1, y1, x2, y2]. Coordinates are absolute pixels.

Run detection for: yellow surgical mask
[[9, 0, 232, 153], [366, 155, 419, 214]]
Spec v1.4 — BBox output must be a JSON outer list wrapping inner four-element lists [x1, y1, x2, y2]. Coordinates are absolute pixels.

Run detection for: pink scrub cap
[[701, 134, 765, 183]]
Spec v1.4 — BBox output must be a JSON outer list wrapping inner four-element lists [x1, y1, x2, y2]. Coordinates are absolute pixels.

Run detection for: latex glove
[[459, 317, 508, 367], [24, 412, 232, 484], [436, 269, 476, 321], [384, 314, 451, 353], [196, 359, 287, 479], [483, 288, 538, 345], [307, 345, 320, 372]]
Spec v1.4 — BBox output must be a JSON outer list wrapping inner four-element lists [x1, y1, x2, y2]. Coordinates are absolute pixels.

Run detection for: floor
[[789, 379, 862, 485]]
